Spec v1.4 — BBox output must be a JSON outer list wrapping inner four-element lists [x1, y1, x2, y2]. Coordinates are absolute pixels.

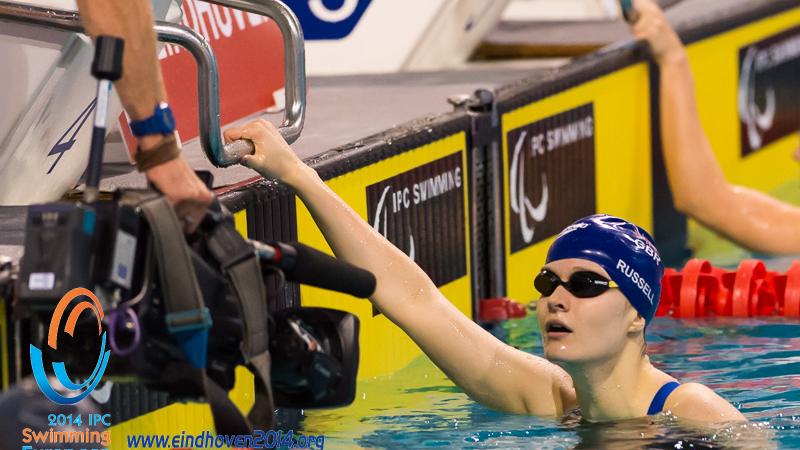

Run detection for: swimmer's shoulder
[[664, 382, 747, 423], [512, 351, 577, 417]]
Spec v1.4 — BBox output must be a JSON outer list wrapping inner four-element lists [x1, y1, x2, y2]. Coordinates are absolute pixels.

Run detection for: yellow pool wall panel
[[688, 8, 800, 192], [502, 64, 654, 304]]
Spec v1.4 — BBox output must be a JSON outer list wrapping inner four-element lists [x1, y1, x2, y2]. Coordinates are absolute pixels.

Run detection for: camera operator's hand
[[145, 152, 215, 233], [225, 119, 311, 186], [76, 0, 213, 233], [630, 0, 686, 65]]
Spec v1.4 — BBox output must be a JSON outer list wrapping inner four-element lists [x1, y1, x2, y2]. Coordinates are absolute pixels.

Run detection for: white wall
[[502, 0, 620, 21]]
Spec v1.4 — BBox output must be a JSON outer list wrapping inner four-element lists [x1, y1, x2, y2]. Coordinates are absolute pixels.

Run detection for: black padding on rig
[[106, 384, 169, 423], [220, 182, 300, 313]]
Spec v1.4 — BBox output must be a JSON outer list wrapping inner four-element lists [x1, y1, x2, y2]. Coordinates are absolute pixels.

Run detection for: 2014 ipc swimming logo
[[30, 288, 110, 405]]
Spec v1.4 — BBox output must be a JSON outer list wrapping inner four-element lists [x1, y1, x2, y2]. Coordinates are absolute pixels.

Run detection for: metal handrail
[[0, 1, 78, 29], [0, 0, 306, 167], [204, 0, 306, 164], [208, 0, 306, 140]]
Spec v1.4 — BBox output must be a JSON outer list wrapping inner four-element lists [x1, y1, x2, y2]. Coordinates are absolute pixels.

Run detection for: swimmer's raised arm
[[632, 0, 800, 254], [227, 120, 577, 417]]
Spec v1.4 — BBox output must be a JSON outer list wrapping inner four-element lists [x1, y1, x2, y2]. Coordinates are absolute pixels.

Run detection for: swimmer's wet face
[[536, 214, 664, 366], [536, 258, 642, 364], [794, 144, 800, 163]]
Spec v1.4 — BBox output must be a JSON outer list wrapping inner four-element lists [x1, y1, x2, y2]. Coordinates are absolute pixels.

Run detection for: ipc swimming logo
[[509, 130, 549, 245], [30, 288, 110, 405], [738, 46, 776, 152], [372, 186, 416, 262], [283, 0, 372, 39]]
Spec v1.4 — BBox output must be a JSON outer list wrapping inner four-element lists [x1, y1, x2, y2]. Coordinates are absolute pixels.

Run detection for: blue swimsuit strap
[[647, 381, 681, 415]]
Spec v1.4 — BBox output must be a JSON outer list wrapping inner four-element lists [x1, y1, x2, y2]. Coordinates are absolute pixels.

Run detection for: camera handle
[[252, 240, 376, 299], [84, 36, 124, 204]]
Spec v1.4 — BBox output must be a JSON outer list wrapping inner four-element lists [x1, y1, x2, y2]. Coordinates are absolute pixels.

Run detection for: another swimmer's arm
[[659, 54, 800, 253], [227, 120, 575, 417], [633, 0, 800, 254]]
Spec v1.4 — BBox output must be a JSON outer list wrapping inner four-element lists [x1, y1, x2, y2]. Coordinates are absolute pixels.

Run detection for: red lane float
[[676, 259, 709, 318], [784, 262, 800, 317], [659, 259, 799, 318], [479, 298, 527, 323]]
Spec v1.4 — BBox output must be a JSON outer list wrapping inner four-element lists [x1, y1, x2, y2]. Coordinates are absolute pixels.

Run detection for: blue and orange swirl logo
[[30, 288, 110, 404]]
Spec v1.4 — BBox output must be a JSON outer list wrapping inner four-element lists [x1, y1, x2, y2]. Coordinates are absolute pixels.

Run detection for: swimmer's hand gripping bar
[[619, 0, 638, 23], [619, 0, 686, 23]]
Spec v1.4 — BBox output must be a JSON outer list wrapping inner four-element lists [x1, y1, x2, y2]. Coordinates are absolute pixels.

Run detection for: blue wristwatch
[[129, 102, 176, 137]]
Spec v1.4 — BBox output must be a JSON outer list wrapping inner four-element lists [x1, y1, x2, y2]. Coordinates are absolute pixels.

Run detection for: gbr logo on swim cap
[[557, 222, 589, 237], [634, 239, 661, 266]]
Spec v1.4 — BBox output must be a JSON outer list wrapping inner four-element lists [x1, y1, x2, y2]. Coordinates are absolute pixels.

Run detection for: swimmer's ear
[[627, 314, 646, 335]]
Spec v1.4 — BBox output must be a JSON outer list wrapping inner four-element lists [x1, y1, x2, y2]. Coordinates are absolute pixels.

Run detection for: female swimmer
[[225, 119, 745, 424]]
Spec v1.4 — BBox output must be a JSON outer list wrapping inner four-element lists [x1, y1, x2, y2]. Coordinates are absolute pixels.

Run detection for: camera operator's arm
[[76, 0, 212, 231], [226, 120, 577, 417], [633, 0, 800, 254]]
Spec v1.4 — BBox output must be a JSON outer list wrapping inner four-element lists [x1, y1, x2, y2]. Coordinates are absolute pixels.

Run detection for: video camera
[[6, 36, 372, 434]]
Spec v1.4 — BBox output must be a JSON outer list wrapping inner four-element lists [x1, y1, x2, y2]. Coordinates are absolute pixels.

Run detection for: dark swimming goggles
[[534, 269, 618, 298]]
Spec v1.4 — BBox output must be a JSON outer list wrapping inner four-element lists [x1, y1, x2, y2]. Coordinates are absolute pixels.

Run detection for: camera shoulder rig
[[138, 193, 272, 435]]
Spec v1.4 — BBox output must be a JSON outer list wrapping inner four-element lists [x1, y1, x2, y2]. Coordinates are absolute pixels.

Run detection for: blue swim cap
[[545, 215, 664, 324]]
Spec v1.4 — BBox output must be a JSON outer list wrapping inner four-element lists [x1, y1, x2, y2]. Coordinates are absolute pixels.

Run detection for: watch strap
[[135, 134, 180, 172], [129, 102, 176, 137]]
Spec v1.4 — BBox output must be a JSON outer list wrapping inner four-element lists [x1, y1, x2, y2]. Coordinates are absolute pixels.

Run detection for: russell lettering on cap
[[616, 259, 655, 304]]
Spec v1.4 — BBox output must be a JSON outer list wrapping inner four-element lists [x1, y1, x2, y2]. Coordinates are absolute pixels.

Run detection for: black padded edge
[[679, 0, 799, 46], [496, 42, 650, 114], [305, 112, 472, 182]]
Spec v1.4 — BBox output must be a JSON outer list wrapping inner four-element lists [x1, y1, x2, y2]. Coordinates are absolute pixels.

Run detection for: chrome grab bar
[[206, 0, 306, 155], [0, 0, 306, 167], [153, 21, 226, 166]]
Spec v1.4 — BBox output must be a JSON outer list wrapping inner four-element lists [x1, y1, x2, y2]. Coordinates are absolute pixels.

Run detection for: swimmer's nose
[[546, 289, 571, 313]]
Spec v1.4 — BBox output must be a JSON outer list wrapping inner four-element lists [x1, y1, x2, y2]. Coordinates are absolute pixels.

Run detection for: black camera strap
[[227, 256, 276, 428], [137, 196, 256, 436], [205, 210, 276, 431]]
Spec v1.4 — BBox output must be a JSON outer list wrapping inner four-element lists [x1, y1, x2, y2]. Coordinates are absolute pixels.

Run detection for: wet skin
[[536, 258, 641, 368]]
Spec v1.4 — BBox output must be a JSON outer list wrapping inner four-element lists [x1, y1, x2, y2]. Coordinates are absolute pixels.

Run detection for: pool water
[[299, 314, 800, 449]]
